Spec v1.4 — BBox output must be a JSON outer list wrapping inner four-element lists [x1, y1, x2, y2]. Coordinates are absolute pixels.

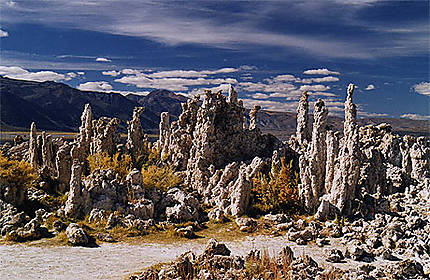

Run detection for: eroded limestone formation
[[55, 142, 72, 192], [90, 117, 120, 156], [15, 83, 430, 230], [64, 162, 88, 218], [327, 84, 360, 215], [297, 84, 430, 220], [29, 122, 39, 168], [249, 105, 261, 130], [73, 103, 93, 162], [296, 91, 311, 146], [299, 99, 328, 212], [410, 137, 430, 181], [324, 131, 340, 194], [126, 107, 150, 160], [162, 88, 278, 216], [165, 95, 200, 170], [157, 112, 170, 159]]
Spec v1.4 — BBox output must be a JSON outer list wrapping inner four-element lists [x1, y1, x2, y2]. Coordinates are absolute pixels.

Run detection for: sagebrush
[[0, 151, 39, 191], [251, 157, 299, 214], [87, 152, 132, 180], [141, 165, 182, 192]]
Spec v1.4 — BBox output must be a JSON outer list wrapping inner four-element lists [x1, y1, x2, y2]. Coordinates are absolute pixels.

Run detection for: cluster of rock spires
[[0, 82, 429, 276], [159, 86, 279, 217], [293, 84, 429, 220]]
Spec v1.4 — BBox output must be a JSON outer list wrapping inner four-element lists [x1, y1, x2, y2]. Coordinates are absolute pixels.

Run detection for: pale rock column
[[296, 91, 311, 146], [299, 99, 328, 212], [328, 84, 361, 215], [249, 105, 261, 130], [29, 122, 39, 168], [126, 106, 146, 159], [159, 112, 171, 159]]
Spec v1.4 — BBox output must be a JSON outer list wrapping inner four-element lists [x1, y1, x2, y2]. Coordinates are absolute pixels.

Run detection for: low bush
[[137, 148, 162, 170], [0, 151, 39, 191], [87, 152, 132, 181], [251, 157, 299, 214], [141, 165, 182, 192]]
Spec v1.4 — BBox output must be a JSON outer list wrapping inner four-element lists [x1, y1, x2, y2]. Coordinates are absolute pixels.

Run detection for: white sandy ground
[[0, 235, 400, 280]]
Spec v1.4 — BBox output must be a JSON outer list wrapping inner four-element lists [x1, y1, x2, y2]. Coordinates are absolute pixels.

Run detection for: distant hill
[[0, 76, 428, 140], [0, 76, 184, 133]]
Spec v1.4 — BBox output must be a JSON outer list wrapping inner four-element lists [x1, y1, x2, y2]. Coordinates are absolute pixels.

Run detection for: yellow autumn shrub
[[87, 152, 132, 181], [141, 165, 181, 192], [0, 151, 39, 190], [251, 157, 299, 214]]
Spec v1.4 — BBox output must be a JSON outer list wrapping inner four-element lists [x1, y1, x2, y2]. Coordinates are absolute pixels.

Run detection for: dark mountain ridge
[[0, 76, 182, 132]]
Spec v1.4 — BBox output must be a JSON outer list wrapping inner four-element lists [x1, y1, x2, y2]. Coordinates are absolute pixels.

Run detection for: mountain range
[[0, 76, 428, 140]]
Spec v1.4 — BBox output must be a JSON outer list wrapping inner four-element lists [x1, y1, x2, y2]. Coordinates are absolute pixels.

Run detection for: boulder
[[66, 223, 88, 246]]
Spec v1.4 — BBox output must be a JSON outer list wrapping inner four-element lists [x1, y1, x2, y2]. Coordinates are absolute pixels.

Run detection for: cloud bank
[[0, 65, 79, 82], [413, 82, 430, 96]]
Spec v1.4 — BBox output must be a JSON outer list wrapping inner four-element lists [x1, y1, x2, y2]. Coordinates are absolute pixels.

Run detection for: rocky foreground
[[0, 84, 429, 279]]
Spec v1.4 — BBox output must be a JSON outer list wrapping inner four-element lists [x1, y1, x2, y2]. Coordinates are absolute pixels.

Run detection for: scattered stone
[[326, 249, 345, 263], [97, 232, 114, 243], [66, 223, 88, 246], [235, 217, 257, 232], [201, 239, 231, 258], [175, 226, 195, 239]]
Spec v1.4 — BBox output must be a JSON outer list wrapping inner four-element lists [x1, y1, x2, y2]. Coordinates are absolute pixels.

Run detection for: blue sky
[[0, 0, 429, 119]]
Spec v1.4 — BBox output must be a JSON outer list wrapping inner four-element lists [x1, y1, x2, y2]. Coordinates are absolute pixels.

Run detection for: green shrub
[[251, 158, 299, 214]]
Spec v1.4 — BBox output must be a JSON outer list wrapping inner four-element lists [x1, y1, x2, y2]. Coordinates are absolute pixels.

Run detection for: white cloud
[[201, 83, 232, 93], [299, 84, 331, 92], [303, 68, 340, 75], [77, 81, 113, 92], [413, 82, 430, 96], [121, 69, 142, 75], [147, 67, 238, 78], [241, 76, 253, 80], [1, 1, 427, 59], [309, 91, 337, 97], [0, 29, 8, 37], [113, 67, 242, 91], [237, 73, 338, 101], [400, 113, 430, 121], [102, 70, 121, 77], [96, 57, 111, 62], [239, 81, 298, 94], [0, 65, 67, 82], [242, 98, 299, 112], [262, 73, 339, 86], [301, 76, 340, 84], [251, 93, 271, 99], [239, 65, 258, 71], [64, 72, 78, 80], [359, 112, 388, 118], [115, 75, 237, 91], [365, 84, 375, 90], [270, 74, 299, 83]]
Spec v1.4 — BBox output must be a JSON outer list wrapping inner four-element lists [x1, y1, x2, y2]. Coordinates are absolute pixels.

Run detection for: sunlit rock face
[[294, 84, 430, 219], [162, 87, 279, 216], [299, 98, 328, 213], [326, 84, 361, 215]]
